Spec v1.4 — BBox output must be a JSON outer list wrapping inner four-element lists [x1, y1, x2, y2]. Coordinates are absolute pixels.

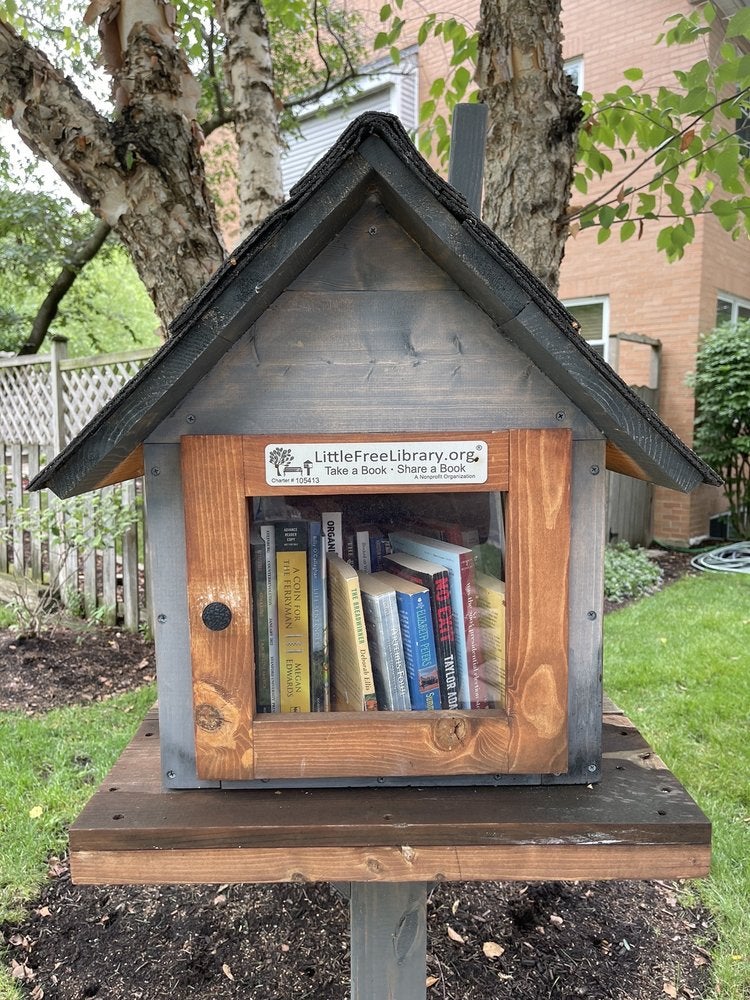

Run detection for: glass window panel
[[716, 299, 733, 326], [566, 302, 604, 342]]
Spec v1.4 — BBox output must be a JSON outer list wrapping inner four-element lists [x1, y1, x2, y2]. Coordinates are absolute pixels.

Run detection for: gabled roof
[[30, 111, 720, 498]]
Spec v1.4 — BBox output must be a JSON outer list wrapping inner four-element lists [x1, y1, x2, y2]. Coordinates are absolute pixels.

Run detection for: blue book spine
[[395, 590, 441, 711]]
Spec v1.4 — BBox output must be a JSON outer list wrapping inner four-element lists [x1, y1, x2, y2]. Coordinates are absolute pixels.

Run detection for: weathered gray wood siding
[[149, 197, 599, 443]]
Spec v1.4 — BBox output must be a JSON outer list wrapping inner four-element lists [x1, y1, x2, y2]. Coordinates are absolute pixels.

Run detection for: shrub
[[690, 319, 750, 539], [604, 542, 663, 603]]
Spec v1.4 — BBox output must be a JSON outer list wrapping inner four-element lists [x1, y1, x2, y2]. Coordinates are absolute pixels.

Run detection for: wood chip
[[446, 925, 464, 944], [482, 941, 505, 959]]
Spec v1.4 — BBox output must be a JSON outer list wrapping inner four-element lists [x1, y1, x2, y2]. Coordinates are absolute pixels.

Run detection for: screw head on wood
[[186, 414, 196, 423], [202, 601, 232, 631], [368, 226, 378, 236], [157, 613, 167, 624], [150, 467, 160, 476], [587, 610, 597, 621], [555, 410, 566, 421], [590, 464, 601, 475]]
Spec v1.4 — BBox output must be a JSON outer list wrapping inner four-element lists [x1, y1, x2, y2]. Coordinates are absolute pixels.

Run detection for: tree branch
[[17, 218, 112, 356], [572, 85, 750, 220]]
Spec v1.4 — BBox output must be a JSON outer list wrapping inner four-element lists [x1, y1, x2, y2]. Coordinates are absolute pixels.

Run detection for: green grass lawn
[[604, 569, 750, 999]]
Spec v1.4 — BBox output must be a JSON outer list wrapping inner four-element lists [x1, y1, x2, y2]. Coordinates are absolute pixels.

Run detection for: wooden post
[[448, 103, 489, 216], [350, 882, 430, 1000], [49, 335, 68, 456]]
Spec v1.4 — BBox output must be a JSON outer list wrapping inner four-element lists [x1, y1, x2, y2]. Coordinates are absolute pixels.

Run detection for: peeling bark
[[0, 15, 225, 328], [217, 0, 283, 235], [476, 0, 581, 292]]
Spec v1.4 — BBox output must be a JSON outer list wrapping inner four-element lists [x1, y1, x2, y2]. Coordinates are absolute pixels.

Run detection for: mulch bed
[[2, 552, 716, 1000]]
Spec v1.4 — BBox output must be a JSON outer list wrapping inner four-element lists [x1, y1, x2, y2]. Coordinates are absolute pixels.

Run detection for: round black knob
[[202, 602, 232, 631]]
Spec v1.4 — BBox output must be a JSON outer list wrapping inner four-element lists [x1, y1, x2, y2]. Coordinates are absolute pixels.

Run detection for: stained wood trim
[[70, 844, 710, 886], [251, 711, 510, 779], [506, 429, 571, 773], [605, 441, 650, 482], [242, 431, 509, 496], [182, 436, 255, 780], [94, 445, 144, 488]]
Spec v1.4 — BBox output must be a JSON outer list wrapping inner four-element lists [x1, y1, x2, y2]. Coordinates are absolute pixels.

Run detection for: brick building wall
[[557, 0, 743, 543]]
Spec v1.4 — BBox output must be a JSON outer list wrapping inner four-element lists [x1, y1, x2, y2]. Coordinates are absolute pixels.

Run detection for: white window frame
[[716, 291, 750, 326], [564, 56, 584, 94], [562, 295, 610, 361]]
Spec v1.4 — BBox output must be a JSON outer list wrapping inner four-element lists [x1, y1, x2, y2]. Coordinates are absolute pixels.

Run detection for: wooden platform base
[[70, 706, 710, 885]]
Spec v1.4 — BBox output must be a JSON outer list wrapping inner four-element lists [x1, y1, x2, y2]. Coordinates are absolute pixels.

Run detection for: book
[[373, 571, 441, 711], [326, 553, 378, 712], [308, 520, 330, 712], [257, 522, 281, 712], [474, 571, 507, 709], [412, 517, 480, 548], [358, 573, 411, 711], [388, 530, 485, 709], [275, 521, 311, 712], [321, 510, 343, 558], [353, 524, 391, 573], [250, 528, 272, 713], [381, 551, 459, 711]]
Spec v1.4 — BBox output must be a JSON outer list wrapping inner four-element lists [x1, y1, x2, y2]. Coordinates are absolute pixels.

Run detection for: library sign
[[264, 440, 489, 487]]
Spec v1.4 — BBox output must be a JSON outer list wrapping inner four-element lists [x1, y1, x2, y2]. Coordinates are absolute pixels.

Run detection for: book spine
[[475, 574, 506, 709], [458, 551, 488, 710], [321, 511, 343, 558], [308, 520, 329, 712], [382, 557, 459, 711], [382, 594, 411, 710], [258, 523, 280, 712], [250, 533, 271, 713], [348, 577, 378, 711], [276, 522, 310, 712], [395, 590, 441, 711], [361, 591, 410, 711], [356, 529, 372, 572]]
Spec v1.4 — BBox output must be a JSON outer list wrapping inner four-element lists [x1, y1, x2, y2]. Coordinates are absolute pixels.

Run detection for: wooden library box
[[31, 112, 719, 791]]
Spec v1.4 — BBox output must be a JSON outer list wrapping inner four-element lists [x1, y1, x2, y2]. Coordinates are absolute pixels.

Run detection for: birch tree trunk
[[0, 5, 225, 329], [476, 0, 581, 292], [217, 0, 284, 235]]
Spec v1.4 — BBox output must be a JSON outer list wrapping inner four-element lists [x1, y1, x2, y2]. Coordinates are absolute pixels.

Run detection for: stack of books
[[250, 512, 506, 714]]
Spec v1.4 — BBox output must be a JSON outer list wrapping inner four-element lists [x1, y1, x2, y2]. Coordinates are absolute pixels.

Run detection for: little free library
[[31, 110, 713, 998]]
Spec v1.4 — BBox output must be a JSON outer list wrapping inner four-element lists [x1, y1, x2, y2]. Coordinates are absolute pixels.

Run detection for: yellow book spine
[[277, 545, 310, 712], [475, 573, 506, 709]]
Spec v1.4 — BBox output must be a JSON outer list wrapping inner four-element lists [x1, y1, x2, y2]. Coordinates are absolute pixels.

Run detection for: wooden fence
[[0, 340, 153, 631]]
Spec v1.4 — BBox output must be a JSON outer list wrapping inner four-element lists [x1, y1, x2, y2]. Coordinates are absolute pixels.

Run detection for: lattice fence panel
[[61, 358, 147, 439], [0, 364, 54, 444]]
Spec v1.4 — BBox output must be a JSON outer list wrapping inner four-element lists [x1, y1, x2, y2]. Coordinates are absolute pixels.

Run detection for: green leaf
[[419, 99, 436, 124], [374, 31, 388, 49], [598, 204, 616, 228], [597, 226, 612, 244], [574, 173, 588, 194], [390, 46, 401, 65], [379, 4, 391, 21], [429, 77, 445, 99], [726, 7, 750, 39], [620, 220, 637, 242], [623, 67, 644, 82]]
